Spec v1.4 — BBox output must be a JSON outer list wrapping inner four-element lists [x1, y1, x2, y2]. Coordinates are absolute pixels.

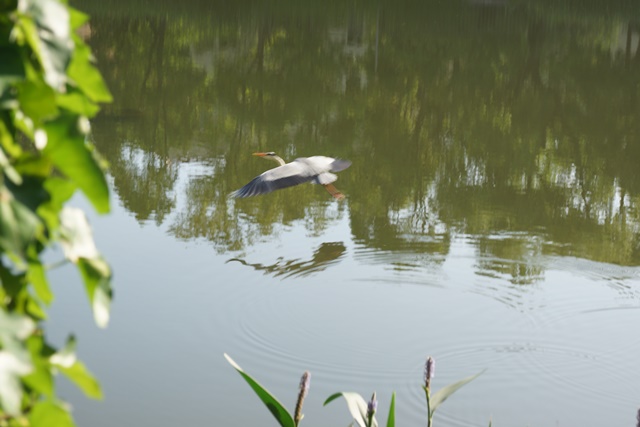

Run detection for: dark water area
[[56, 1, 640, 425]]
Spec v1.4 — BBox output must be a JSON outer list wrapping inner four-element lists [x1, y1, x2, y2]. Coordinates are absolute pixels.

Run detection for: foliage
[[224, 354, 298, 427], [226, 353, 483, 427], [0, 0, 112, 424]]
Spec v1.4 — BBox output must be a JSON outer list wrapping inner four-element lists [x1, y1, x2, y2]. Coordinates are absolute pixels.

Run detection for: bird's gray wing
[[330, 159, 351, 172], [230, 162, 316, 198]]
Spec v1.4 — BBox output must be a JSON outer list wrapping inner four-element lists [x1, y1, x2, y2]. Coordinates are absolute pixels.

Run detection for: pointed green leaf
[[0, 186, 42, 258], [57, 91, 100, 117], [323, 392, 375, 427], [0, 146, 22, 184], [29, 401, 76, 427], [50, 335, 102, 398], [67, 43, 112, 103], [429, 370, 485, 414], [386, 392, 395, 427], [38, 177, 77, 230], [43, 116, 109, 214], [17, 78, 58, 123], [0, 261, 25, 297], [18, 0, 72, 92], [68, 7, 89, 30], [58, 360, 103, 399], [77, 257, 112, 328], [224, 354, 295, 427], [23, 336, 54, 397], [27, 260, 53, 305]]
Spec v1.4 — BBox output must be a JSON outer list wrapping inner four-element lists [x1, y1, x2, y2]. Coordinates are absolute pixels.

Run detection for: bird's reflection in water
[[227, 242, 347, 279]]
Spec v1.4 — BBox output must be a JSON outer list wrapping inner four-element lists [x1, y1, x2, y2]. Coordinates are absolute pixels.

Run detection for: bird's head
[[252, 152, 285, 166]]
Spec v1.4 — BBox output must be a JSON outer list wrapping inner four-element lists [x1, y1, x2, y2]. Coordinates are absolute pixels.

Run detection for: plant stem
[[425, 387, 432, 427]]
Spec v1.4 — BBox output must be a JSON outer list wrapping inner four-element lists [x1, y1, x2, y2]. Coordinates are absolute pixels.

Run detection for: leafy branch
[[1, 0, 112, 424]]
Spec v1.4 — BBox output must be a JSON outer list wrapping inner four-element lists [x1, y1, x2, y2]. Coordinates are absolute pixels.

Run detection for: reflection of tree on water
[[87, 1, 640, 268], [227, 242, 346, 279], [475, 235, 545, 285]]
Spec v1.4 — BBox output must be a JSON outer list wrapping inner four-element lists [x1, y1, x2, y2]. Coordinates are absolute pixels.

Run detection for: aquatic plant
[[422, 356, 483, 427], [224, 354, 310, 427], [225, 353, 483, 427]]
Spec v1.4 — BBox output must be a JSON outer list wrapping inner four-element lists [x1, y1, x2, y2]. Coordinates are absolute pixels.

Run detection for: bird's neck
[[271, 155, 286, 166]]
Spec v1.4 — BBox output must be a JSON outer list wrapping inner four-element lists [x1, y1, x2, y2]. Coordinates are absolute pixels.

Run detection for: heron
[[231, 152, 352, 200]]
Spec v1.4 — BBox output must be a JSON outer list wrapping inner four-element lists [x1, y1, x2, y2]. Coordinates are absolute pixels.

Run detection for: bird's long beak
[[252, 152, 267, 157]]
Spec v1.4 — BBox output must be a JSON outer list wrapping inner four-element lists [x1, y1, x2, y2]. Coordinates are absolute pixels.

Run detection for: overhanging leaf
[[58, 360, 103, 399], [27, 260, 53, 304], [43, 116, 109, 214], [59, 207, 99, 261], [22, 336, 54, 397], [323, 392, 376, 427], [57, 91, 100, 117], [0, 186, 42, 258], [428, 370, 485, 415], [18, 0, 72, 91], [0, 310, 35, 415], [77, 257, 112, 328], [29, 400, 76, 427], [51, 336, 102, 399], [38, 177, 77, 230], [0, 350, 32, 415], [17, 78, 58, 123], [224, 354, 295, 427], [67, 43, 112, 103]]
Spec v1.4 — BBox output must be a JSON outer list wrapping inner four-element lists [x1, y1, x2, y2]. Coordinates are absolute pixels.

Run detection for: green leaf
[[26, 296, 47, 320], [224, 353, 295, 427], [323, 392, 376, 427], [27, 260, 53, 305], [0, 350, 32, 415], [38, 177, 77, 230], [0, 143, 22, 185], [59, 207, 99, 261], [428, 370, 485, 415], [17, 78, 58, 123], [0, 46, 26, 88], [22, 336, 54, 397], [43, 116, 109, 214], [59, 360, 103, 399], [77, 257, 112, 328], [0, 310, 35, 415], [13, 153, 53, 178], [57, 91, 100, 117], [29, 400, 76, 427], [68, 7, 89, 30], [67, 43, 112, 103], [0, 260, 26, 297], [18, 0, 73, 91], [386, 393, 395, 427], [50, 336, 102, 399], [0, 186, 42, 258]]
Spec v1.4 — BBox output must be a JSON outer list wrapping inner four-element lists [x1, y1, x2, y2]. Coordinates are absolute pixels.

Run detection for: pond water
[[51, 1, 640, 426]]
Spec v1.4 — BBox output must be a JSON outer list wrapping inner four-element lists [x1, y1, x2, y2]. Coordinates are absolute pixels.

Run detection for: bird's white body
[[231, 154, 351, 198]]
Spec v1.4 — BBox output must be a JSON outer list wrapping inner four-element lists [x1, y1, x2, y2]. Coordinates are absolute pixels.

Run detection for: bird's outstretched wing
[[230, 162, 317, 198]]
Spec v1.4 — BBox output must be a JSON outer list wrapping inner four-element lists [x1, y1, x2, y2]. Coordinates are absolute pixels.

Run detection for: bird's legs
[[323, 184, 345, 200]]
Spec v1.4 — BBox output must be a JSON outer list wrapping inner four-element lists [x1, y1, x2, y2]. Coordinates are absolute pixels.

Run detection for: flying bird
[[231, 152, 352, 200]]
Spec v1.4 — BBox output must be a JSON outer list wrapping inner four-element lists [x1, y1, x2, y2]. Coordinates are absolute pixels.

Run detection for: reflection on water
[[227, 241, 346, 278], [88, 0, 640, 268], [68, 1, 640, 426]]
